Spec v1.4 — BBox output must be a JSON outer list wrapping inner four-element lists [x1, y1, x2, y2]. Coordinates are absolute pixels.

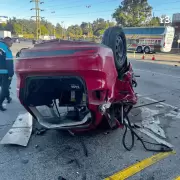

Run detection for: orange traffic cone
[[142, 53, 145, 60], [152, 55, 155, 61]]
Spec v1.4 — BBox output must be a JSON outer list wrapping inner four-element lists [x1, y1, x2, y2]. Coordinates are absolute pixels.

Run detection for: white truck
[[0, 30, 12, 39]]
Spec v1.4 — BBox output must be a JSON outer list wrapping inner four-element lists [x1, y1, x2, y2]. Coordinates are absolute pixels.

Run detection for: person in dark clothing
[[0, 37, 14, 111]]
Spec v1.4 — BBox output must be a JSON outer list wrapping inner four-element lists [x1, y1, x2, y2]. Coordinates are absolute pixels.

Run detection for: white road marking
[[134, 68, 180, 79]]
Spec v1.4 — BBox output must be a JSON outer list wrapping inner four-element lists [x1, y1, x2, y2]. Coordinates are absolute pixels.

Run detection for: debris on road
[[156, 104, 164, 108], [140, 107, 166, 138], [58, 176, 67, 180], [137, 128, 173, 148], [35, 128, 47, 135], [127, 98, 176, 152], [21, 158, 29, 164], [165, 110, 180, 119], [0, 113, 33, 146]]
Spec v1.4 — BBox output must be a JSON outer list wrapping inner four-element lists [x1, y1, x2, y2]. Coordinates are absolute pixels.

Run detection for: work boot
[[0, 104, 6, 111], [7, 97, 12, 104]]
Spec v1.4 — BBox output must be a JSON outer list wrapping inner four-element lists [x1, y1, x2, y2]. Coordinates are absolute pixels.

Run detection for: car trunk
[[24, 75, 91, 129]]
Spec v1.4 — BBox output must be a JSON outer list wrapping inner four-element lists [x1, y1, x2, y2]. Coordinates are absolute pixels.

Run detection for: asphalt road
[[0, 42, 180, 180]]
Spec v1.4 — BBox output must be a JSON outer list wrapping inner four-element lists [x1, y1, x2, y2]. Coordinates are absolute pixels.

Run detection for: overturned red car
[[15, 27, 138, 132]]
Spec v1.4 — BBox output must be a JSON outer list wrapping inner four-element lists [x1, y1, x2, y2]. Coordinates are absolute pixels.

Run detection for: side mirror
[[16, 51, 21, 58], [16, 48, 29, 58]]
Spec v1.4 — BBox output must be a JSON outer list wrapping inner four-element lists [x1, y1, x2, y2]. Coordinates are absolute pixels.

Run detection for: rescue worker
[[0, 37, 14, 111]]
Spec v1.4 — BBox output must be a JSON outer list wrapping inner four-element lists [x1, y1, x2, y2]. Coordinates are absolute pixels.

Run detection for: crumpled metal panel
[[0, 113, 33, 146]]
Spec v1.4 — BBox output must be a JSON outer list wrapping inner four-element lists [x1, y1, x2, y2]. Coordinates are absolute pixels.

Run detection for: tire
[[144, 46, 150, 54], [102, 26, 127, 71], [136, 46, 142, 53]]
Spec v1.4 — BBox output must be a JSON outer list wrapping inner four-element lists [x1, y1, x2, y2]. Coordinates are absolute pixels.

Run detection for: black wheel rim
[[115, 35, 124, 65], [145, 48, 149, 53], [137, 47, 141, 52]]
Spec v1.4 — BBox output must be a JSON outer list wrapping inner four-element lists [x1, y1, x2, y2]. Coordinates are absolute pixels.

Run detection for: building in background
[[0, 31, 12, 38], [0, 16, 8, 24], [172, 13, 180, 48]]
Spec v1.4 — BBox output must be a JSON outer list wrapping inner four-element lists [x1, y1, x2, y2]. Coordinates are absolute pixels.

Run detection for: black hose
[[54, 100, 61, 117], [133, 100, 166, 109], [122, 118, 135, 151], [122, 116, 173, 152]]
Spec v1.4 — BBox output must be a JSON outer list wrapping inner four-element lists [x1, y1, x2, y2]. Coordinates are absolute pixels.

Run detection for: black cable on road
[[122, 116, 173, 152]]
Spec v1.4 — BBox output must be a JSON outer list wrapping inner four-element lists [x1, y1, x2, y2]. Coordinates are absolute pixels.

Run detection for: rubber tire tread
[[102, 26, 127, 71]]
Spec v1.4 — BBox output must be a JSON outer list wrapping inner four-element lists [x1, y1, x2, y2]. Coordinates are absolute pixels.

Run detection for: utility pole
[[51, 11, 56, 38], [30, 0, 44, 40], [53, 26, 56, 37], [86, 5, 91, 37], [61, 21, 64, 38]]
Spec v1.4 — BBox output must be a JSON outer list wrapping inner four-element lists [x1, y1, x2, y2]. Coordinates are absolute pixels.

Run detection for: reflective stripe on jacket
[[0, 42, 14, 77]]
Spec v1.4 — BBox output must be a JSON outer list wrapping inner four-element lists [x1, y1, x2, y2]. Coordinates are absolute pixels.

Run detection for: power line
[[4, 0, 180, 24], [43, 0, 118, 11], [44, 0, 84, 8], [14, 5, 180, 21], [42, 0, 180, 11], [49, 10, 114, 18], [5, 0, 180, 19], [41, 0, 180, 18], [44, 7, 180, 19], [8, 5, 180, 21]]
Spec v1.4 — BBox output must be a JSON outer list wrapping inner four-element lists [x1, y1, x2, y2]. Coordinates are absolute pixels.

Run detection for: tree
[[13, 23, 22, 35], [40, 25, 48, 35], [91, 18, 115, 36], [0, 17, 116, 39], [0, 23, 7, 30], [112, 0, 152, 27], [148, 17, 160, 26], [55, 23, 63, 37], [67, 25, 82, 37], [80, 22, 89, 35]]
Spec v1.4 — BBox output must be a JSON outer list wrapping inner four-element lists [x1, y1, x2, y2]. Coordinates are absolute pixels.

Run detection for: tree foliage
[[149, 17, 160, 26], [0, 17, 115, 38], [112, 0, 159, 27], [92, 18, 115, 36], [0, 17, 64, 38]]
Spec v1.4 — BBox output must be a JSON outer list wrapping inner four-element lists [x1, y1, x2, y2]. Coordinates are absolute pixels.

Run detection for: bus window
[[140, 39, 144, 44], [132, 39, 137, 44], [145, 40, 150, 44], [151, 40, 155, 44]]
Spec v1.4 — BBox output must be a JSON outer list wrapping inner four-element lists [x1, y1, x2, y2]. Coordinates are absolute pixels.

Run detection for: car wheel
[[102, 26, 127, 72], [136, 46, 142, 53], [144, 46, 150, 54]]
